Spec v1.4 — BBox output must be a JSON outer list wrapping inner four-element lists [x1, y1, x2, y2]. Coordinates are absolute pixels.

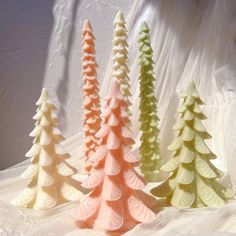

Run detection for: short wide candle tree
[[151, 81, 229, 208], [12, 88, 84, 210], [76, 79, 156, 232]]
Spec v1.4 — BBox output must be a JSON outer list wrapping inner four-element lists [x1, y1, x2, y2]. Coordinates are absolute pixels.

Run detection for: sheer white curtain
[[1, 0, 236, 235]]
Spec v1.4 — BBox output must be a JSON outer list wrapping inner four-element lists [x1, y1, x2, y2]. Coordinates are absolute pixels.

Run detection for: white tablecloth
[[1, 0, 236, 235]]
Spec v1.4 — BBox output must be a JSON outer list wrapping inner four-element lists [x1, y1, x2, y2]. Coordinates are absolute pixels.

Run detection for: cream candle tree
[[151, 81, 229, 208], [138, 22, 161, 182], [112, 11, 132, 117], [76, 79, 156, 233], [81, 20, 101, 173], [12, 88, 84, 210]]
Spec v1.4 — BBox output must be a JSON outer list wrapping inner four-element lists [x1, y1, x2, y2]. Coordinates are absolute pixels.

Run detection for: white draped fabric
[[1, 0, 236, 235]]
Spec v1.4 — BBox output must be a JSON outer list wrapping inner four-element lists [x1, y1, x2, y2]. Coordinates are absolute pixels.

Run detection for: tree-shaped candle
[[82, 20, 101, 173], [12, 88, 84, 210], [76, 79, 156, 232], [138, 22, 161, 182], [112, 11, 132, 116], [151, 80, 228, 207]]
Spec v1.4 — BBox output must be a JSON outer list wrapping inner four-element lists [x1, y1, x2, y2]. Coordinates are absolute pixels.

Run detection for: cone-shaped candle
[[151, 81, 230, 207], [112, 11, 132, 117], [138, 22, 161, 182], [12, 88, 84, 210], [81, 20, 101, 173], [76, 79, 156, 233]]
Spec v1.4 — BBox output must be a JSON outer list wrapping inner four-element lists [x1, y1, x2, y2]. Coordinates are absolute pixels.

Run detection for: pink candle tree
[[81, 20, 101, 173], [76, 79, 156, 232]]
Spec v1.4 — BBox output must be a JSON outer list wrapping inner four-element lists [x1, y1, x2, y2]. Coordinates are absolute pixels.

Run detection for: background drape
[[0, 0, 236, 235]]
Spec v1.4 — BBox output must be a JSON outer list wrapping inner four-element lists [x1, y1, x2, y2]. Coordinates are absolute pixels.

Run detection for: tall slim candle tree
[[138, 22, 161, 182], [81, 20, 101, 173], [151, 81, 229, 208], [112, 11, 132, 117], [76, 79, 156, 233], [12, 89, 84, 210]]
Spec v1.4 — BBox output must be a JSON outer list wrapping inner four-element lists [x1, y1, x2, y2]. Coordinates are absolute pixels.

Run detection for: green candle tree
[[138, 22, 161, 182], [151, 80, 229, 207]]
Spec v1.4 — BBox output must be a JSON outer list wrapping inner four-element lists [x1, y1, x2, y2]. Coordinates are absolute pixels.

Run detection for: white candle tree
[[12, 88, 84, 210], [112, 11, 132, 116]]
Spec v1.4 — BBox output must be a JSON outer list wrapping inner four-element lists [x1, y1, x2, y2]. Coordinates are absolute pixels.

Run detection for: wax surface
[[112, 11, 132, 116], [81, 20, 101, 173], [151, 81, 230, 208], [76, 79, 156, 232], [11, 89, 84, 210], [138, 22, 162, 182]]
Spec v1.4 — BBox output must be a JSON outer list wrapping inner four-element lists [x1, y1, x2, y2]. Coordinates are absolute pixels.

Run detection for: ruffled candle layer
[[12, 89, 85, 210], [76, 79, 156, 232], [151, 81, 230, 208], [81, 20, 101, 173]]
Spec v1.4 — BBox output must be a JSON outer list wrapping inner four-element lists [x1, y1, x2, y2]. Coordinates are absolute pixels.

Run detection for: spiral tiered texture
[[12, 89, 84, 210], [76, 79, 156, 232], [151, 81, 229, 207], [81, 20, 101, 173], [138, 22, 161, 182], [112, 11, 132, 117]]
